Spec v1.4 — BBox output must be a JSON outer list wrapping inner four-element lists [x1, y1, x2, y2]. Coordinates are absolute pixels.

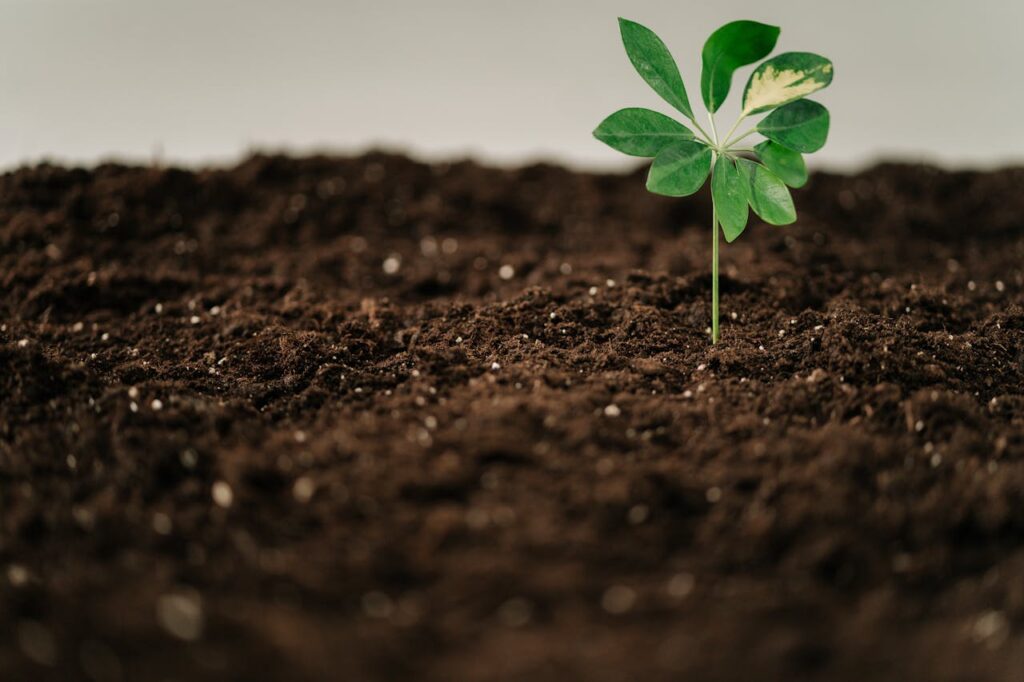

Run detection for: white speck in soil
[[210, 305, 221, 316], [606, 279, 616, 288], [930, 454, 943, 468], [17, 339, 29, 348], [972, 611, 1009, 647], [151, 399, 163, 411], [129, 402, 139, 413], [7, 564, 30, 587], [604, 404, 621, 418], [601, 585, 636, 615], [72, 506, 95, 530], [559, 262, 573, 275], [72, 321, 84, 332], [490, 362, 501, 371], [498, 264, 515, 280], [156, 589, 204, 641], [180, 449, 198, 469], [667, 572, 695, 599], [705, 486, 722, 503], [154, 303, 163, 314], [152, 513, 173, 535], [627, 504, 649, 525], [441, 237, 458, 255], [995, 280, 1005, 292], [382, 255, 401, 274], [211, 481, 234, 508], [292, 477, 315, 503], [967, 280, 977, 291], [497, 598, 533, 628], [419, 236, 438, 256], [588, 286, 598, 296]]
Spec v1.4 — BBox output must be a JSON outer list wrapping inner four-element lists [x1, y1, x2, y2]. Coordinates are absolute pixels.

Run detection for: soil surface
[[2, 153, 1024, 681]]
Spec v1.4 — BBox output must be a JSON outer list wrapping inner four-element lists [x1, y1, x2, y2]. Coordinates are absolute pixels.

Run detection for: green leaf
[[754, 141, 808, 188], [593, 108, 695, 157], [701, 20, 780, 114], [712, 156, 749, 242], [741, 52, 833, 115], [737, 159, 796, 225], [757, 100, 829, 153], [618, 18, 694, 120], [647, 141, 712, 197]]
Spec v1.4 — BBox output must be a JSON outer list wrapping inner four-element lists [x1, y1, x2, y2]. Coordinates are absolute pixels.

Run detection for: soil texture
[[2, 153, 1024, 681]]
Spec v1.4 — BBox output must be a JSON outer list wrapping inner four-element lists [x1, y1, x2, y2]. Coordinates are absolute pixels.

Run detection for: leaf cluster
[[595, 18, 833, 241]]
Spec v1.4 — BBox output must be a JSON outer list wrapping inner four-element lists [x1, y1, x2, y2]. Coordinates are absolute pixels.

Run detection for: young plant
[[594, 18, 833, 343]]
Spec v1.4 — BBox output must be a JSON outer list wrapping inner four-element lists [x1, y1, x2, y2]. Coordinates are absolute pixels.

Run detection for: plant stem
[[707, 117, 721, 346], [724, 128, 757, 148], [720, 115, 746, 150], [711, 200, 719, 344], [707, 112, 719, 148], [690, 118, 714, 144]]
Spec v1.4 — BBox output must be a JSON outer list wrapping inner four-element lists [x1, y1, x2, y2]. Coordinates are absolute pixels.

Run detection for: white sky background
[[0, 0, 1021, 172]]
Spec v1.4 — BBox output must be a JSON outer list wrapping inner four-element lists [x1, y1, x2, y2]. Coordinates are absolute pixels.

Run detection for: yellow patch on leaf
[[743, 65, 829, 115]]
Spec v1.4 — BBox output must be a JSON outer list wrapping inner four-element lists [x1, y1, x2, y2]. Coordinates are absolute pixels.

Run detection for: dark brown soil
[[2, 153, 1024, 681]]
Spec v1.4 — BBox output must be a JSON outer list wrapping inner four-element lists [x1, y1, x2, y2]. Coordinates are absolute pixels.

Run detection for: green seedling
[[595, 18, 833, 343]]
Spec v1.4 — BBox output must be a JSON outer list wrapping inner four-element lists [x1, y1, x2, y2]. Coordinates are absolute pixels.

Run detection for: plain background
[[1, 0, 1021, 172]]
